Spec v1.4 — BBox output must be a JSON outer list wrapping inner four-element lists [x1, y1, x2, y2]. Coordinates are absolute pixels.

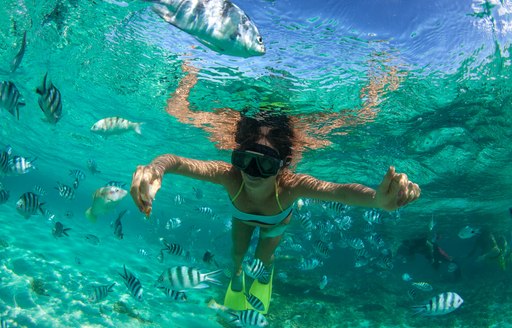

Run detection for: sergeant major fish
[[0, 81, 25, 120], [90, 117, 142, 137], [52, 221, 71, 238], [112, 209, 127, 240], [156, 266, 222, 290], [16, 192, 45, 219], [8, 156, 36, 175], [88, 283, 116, 303], [85, 186, 127, 222], [10, 31, 27, 73], [144, 0, 265, 58], [36, 73, 62, 124], [0, 189, 9, 205], [243, 258, 268, 280], [119, 265, 143, 301], [56, 182, 75, 200], [412, 292, 463, 316]]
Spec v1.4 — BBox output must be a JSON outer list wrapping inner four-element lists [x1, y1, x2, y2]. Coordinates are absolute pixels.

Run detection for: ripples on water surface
[[0, 0, 511, 327]]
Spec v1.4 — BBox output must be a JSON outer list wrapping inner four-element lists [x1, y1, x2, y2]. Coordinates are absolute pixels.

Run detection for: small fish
[[458, 226, 481, 239], [298, 258, 322, 271], [10, 31, 27, 72], [69, 169, 86, 181], [156, 266, 222, 290], [84, 234, 100, 245], [402, 273, 413, 282], [318, 275, 328, 290], [363, 209, 382, 225], [229, 309, 269, 327], [245, 292, 265, 312], [55, 182, 75, 200], [197, 206, 215, 217], [72, 178, 80, 190], [0, 81, 25, 119], [85, 186, 127, 222], [87, 159, 101, 174], [411, 282, 433, 292], [447, 262, 458, 273], [160, 239, 185, 256], [88, 283, 116, 303], [144, 0, 265, 58], [90, 117, 142, 136], [174, 194, 185, 205], [8, 156, 36, 175], [243, 258, 268, 280], [52, 221, 71, 238], [0, 189, 9, 204], [0, 146, 12, 174], [347, 237, 365, 250], [298, 212, 313, 231], [158, 287, 187, 302], [412, 292, 463, 316], [119, 265, 143, 301], [33, 185, 47, 196], [113, 209, 127, 240], [193, 187, 203, 199], [407, 288, 417, 300], [36, 73, 63, 124], [202, 250, 219, 267], [313, 240, 331, 258], [16, 192, 45, 219], [322, 201, 349, 214]]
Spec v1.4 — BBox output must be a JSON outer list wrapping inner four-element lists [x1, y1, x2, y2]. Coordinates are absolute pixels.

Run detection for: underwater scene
[[1, 0, 512, 327]]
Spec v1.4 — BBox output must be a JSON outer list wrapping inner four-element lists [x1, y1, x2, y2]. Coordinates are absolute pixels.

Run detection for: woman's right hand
[[130, 165, 162, 217]]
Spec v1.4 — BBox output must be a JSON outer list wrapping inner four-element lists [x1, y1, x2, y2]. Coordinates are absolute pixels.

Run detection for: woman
[[130, 110, 421, 313]]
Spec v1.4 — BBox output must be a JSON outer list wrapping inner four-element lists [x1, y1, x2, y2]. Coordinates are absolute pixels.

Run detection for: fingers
[[390, 173, 421, 207], [130, 165, 161, 215], [378, 166, 396, 194]]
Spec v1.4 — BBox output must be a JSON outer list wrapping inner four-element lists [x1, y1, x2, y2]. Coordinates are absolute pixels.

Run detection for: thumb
[[378, 166, 395, 194]]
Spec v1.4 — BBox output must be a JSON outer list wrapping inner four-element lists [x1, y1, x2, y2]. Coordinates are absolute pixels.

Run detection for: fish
[[411, 282, 433, 292], [0, 81, 25, 119], [52, 221, 71, 238], [84, 234, 100, 245], [313, 240, 331, 258], [193, 187, 203, 199], [55, 182, 75, 200], [402, 273, 413, 282], [407, 288, 417, 300], [144, 0, 265, 58], [72, 178, 80, 190], [318, 275, 328, 290], [88, 283, 116, 303], [202, 250, 219, 267], [8, 156, 36, 175], [412, 292, 463, 316], [0, 146, 12, 174], [156, 266, 223, 290], [160, 239, 185, 256], [36, 73, 63, 124], [90, 117, 142, 136], [113, 209, 127, 240], [322, 201, 350, 214], [0, 189, 9, 204], [458, 226, 480, 239], [447, 262, 458, 273], [85, 186, 127, 222], [10, 31, 27, 72], [243, 258, 268, 280], [119, 265, 143, 301], [16, 192, 45, 219], [347, 237, 365, 250], [298, 258, 322, 271], [158, 287, 187, 302], [69, 169, 86, 181], [229, 309, 269, 327], [298, 212, 313, 231], [33, 185, 47, 196], [363, 209, 382, 225], [87, 159, 101, 174], [245, 292, 265, 312]]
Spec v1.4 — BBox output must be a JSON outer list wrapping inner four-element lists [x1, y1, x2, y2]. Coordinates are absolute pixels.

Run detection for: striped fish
[[69, 169, 86, 181], [90, 117, 142, 136], [144, 0, 265, 58], [298, 258, 322, 271], [160, 238, 185, 256], [56, 182, 75, 200], [158, 287, 187, 302], [363, 209, 382, 225], [0, 81, 25, 119], [0, 190, 9, 204], [10, 31, 27, 72], [412, 292, 463, 316], [298, 211, 313, 231], [230, 310, 268, 327], [322, 201, 349, 214], [36, 73, 63, 124], [8, 156, 36, 175], [411, 282, 433, 292], [313, 240, 331, 258], [88, 283, 116, 303], [16, 192, 45, 219], [33, 185, 47, 196], [0, 146, 12, 174], [245, 292, 264, 312], [243, 258, 268, 280], [113, 209, 126, 240], [119, 265, 143, 301], [156, 266, 222, 290]]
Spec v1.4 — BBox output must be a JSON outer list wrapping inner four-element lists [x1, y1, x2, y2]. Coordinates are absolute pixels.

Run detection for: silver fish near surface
[[144, 0, 265, 58], [16, 192, 45, 219], [11, 31, 27, 73], [90, 117, 142, 136], [156, 266, 222, 290], [88, 283, 116, 303], [36, 73, 63, 124], [119, 265, 143, 301], [412, 292, 463, 316], [0, 81, 25, 120], [52, 221, 71, 238]]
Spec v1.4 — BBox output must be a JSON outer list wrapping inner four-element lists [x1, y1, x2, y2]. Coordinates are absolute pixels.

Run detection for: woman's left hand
[[375, 166, 421, 211]]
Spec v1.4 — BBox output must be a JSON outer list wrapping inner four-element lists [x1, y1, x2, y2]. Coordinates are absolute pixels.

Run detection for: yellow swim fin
[[248, 267, 273, 314], [224, 273, 248, 311]]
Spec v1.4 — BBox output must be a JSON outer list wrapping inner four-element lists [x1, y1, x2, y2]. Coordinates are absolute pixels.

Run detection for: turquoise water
[[1, 0, 512, 327]]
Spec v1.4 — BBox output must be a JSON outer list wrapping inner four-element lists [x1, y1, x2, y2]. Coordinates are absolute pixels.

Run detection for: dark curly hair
[[234, 112, 294, 166]]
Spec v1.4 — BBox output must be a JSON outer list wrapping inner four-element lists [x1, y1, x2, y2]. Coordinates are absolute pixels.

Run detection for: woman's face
[[241, 135, 281, 186]]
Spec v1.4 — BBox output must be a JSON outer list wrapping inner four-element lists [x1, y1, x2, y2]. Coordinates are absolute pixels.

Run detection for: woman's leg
[[254, 233, 284, 267], [231, 218, 255, 290]]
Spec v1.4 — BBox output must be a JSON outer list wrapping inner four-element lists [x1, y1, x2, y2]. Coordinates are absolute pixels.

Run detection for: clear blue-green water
[[1, 0, 512, 327]]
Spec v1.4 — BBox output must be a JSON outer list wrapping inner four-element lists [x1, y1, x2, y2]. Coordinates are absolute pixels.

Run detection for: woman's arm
[[290, 166, 420, 211], [131, 154, 233, 216]]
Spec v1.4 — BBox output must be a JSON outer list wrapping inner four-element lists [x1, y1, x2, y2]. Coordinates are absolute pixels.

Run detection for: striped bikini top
[[228, 180, 293, 225]]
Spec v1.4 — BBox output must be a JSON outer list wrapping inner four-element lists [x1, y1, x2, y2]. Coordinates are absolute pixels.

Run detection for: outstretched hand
[[130, 165, 163, 217], [376, 166, 420, 211]]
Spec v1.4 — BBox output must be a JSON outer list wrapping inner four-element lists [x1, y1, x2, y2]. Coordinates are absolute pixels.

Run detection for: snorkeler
[[467, 229, 511, 270]]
